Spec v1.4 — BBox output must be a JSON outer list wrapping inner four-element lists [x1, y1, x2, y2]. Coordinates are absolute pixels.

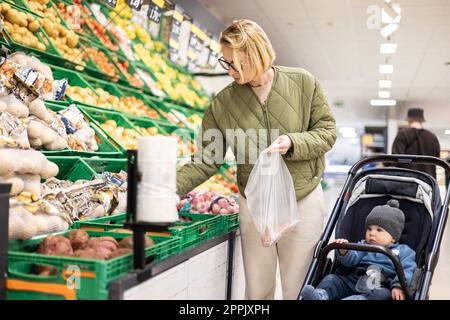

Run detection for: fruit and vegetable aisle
[[0, 0, 240, 300]]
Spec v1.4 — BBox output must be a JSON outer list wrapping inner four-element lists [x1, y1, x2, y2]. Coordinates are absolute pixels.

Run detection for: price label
[[103, 0, 117, 7], [169, 46, 180, 63], [147, 3, 162, 23], [171, 21, 181, 37], [126, 0, 143, 11]]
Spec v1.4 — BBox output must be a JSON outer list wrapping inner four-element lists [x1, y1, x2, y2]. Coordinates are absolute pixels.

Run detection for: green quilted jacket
[[177, 66, 337, 201]]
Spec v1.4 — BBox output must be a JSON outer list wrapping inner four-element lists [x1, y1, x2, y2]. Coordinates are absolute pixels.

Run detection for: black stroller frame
[[299, 155, 450, 300]]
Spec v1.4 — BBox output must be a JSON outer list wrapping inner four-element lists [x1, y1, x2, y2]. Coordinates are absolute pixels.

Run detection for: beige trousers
[[239, 184, 327, 300]]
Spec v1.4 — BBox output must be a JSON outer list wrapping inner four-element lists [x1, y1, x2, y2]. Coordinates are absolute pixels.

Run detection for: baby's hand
[[391, 287, 405, 300], [334, 239, 349, 255]]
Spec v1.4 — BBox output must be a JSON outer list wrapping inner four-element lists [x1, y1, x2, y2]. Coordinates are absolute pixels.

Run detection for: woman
[[177, 19, 336, 300]]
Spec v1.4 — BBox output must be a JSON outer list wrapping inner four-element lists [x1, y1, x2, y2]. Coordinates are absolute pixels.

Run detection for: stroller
[[299, 155, 450, 300]]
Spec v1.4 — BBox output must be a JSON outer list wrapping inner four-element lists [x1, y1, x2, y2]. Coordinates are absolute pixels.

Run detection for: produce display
[[1, 3, 46, 51], [195, 173, 239, 195], [177, 191, 239, 215], [83, 47, 120, 79], [0, 0, 238, 300], [35, 230, 153, 266], [26, 0, 83, 64], [100, 119, 141, 150]]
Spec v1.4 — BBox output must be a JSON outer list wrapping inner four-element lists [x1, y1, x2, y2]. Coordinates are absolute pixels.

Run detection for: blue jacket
[[338, 240, 417, 288]]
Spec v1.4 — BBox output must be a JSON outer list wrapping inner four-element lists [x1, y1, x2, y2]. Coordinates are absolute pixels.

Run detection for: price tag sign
[[103, 0, 117, 7], [208, 39, 220, 68], [169, 5, 183, 44], [126, 0, 143, 11], [147, 0, 164, 24], [147, 3, 162, 23], [169, 46, 180, 63]]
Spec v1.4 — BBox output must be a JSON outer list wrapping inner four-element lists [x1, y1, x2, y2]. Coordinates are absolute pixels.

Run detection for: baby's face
[[365, 225, 395, 246]]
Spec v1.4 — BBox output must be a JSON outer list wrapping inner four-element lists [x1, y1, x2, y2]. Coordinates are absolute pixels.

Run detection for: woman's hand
[[335, 238, 349, 256], [391, 287, 405, 300], [266, 135, 292, 155]]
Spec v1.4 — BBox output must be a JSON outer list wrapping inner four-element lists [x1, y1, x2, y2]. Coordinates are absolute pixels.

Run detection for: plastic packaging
[[244, 151, 299, 247]]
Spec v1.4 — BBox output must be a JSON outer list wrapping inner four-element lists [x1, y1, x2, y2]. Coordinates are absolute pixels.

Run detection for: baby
[[301, 199, 417, 300]]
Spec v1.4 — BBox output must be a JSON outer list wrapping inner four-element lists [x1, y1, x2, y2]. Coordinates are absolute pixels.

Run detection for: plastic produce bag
[[244, 151, 299, 247]]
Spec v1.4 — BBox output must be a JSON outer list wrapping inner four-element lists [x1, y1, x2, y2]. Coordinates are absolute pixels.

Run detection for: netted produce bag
[[244, 152, 299, 247]]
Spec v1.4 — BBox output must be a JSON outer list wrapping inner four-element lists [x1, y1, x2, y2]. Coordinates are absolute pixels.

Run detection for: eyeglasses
[[218, 57, 238, 71]]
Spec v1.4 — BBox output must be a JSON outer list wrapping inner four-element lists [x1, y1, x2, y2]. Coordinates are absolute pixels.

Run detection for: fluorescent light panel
[[380, 43, 397, 54], [382, 4, 401, 24], [381, 23, 399, 38], [445, 130, 450, 135], [370, 99, 396, 106], [378, 91, 391, 98], [380, 64, 394, 74], [379, 80, 392, 88]]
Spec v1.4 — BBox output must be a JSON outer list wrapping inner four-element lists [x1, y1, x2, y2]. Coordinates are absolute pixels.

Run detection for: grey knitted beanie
[[365, 199, 405, 242]]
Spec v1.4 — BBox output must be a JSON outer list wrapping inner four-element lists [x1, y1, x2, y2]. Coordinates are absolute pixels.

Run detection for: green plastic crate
[[41, 102, 122, 158], [7, 230, 179, 300], [78, 105, 142, 153], [2, 5, 61, 58], [84, 158, 127, 177], [71, 213, 127, 230], [169, 213, 223, 251], [221, 213, 240, 233], [123, 116, 163, 137], [73, 212, 224, 251], [47, 156, 95, 181], [50, 65, 98, 103]]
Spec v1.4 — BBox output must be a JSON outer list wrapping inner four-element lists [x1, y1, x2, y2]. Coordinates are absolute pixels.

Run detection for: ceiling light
[[370, 99, 396, 106], [445, 130, 450, 135], [382, 4, 401, 24], [380, 43, 397, 54], [379, 64, 394, 74], [378, 91, 391, 98], [379, 80, 392, 88], [342, 132, 358, 139], [339, 127, 356, 134], [381, 24, 399, 38]]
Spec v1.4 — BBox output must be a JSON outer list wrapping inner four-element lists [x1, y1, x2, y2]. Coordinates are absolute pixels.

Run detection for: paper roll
[[137, 136, 178, 223]]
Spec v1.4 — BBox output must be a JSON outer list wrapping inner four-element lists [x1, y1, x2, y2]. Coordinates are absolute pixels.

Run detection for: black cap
[[407, 108, 425, 122]]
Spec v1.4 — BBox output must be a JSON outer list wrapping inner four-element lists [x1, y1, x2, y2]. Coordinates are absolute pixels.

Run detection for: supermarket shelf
[[108, 230, 237, 300]]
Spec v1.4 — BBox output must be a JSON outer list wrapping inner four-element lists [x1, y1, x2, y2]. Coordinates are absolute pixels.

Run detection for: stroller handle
[[314, 242, 413, 300], [349, 154, 450, 176]]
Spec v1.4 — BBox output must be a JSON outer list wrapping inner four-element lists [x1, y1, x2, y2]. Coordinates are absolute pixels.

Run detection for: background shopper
[[392, 108, 440, 178]]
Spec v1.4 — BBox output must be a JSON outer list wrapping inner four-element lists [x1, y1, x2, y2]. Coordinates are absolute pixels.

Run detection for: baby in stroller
[[300, 199, 417, 300]]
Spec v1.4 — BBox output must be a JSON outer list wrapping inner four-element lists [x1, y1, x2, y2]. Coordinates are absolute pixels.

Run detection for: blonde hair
[[220, 19, 275, 80]]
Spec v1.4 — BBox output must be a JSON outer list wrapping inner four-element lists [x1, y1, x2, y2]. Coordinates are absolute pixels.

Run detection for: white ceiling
[[199, 0, 450, 139]]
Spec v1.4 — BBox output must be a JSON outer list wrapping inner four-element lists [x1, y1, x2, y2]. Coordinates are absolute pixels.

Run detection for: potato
[[36, 42, 46, 51], [108, 248, 133, 260], [3, 21, 13, 33], [88, 237, 119, 251], [11, 33, 23, 43], [119, 236, 154, 249], [37, 235, 73, 256], [26, 14, 34, 24], [1, 3, 10, 14], [66, 33, 78, 48], [74, 248, 102, 260], [28, 20, 39, 32], [18, 26, 27, 36], [68, 230, 90, 251], [5, 10, 22, 26]]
